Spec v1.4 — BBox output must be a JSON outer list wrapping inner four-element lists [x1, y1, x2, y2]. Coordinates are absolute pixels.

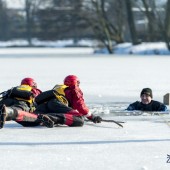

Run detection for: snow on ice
[[0, 50, 170, 170]]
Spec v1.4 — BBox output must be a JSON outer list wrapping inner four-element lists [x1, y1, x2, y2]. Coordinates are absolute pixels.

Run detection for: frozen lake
[[0, 52, 170, 170], [1, 53, 170, 104]]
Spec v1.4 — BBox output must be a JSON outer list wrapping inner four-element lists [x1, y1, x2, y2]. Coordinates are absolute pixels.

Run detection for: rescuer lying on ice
[[0, 77, 54, 129], [34, 75, 102, 127]]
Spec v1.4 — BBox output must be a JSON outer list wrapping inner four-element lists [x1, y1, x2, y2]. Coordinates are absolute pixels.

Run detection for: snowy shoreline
[[0, 41, 170, 55]]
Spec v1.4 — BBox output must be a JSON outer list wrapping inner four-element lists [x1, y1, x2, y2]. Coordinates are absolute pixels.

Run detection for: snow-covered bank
[[0, 40, 170, 55], [0, 47, 94, 56], [95, 42, 170, 55], [0, 39, 98, 48]]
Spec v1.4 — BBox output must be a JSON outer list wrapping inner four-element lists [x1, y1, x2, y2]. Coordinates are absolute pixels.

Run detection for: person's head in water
[[140, 88, 152, 104]]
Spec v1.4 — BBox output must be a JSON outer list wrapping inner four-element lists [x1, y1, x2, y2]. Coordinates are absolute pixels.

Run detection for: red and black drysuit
[[34, 85, 93, 127], [0, 85, 43, 127]]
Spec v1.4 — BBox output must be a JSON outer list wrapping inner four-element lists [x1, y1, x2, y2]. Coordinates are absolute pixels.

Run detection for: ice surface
[[0, 53, 170, 170]]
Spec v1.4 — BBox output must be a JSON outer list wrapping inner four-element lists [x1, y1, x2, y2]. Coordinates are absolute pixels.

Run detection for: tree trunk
[[164, 0, 170, 50], [141, 0, 156, 41], [0, 1, 8, 40], [125, 0, 139, 45], [25, 0, 32, 46], [93, 0, 113, 53]]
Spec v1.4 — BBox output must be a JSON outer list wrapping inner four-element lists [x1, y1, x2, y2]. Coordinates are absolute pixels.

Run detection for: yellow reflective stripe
[[17, 85, 32, 91], [53, 84, 68, 96], [54, 95, 68, 106], [14, 85, 33, 104]]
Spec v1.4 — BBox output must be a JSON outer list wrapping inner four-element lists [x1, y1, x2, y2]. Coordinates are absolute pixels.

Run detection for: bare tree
[[35, 0, 87, 41], [0, 0, 9, 40], [15, 0, 42, 45], [164, 0, 170, 50], [135, 0, 168, 42], [140, 0, 157, 41], [80, 0, 125, 53], [125, 0, 139, 45]]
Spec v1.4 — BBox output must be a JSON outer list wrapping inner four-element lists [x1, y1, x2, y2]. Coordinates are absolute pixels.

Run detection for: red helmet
[[64, 75, 80, 86], [21, 77, 37, 88]]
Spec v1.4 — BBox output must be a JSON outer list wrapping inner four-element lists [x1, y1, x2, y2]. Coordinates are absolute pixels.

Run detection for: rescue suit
[[0, 85, 48, 127], [34, 84, 90, 127]]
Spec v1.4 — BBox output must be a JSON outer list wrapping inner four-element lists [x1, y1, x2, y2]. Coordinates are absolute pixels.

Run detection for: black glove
[[92, 115, 102, 123]]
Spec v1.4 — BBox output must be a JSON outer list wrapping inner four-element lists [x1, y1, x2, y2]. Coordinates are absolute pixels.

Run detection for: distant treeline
[[0, 0, 170, 53]]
